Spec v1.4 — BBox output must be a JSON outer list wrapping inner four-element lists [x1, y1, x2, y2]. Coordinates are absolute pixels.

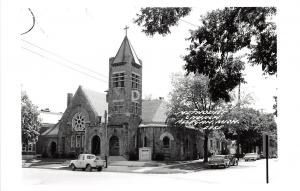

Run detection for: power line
[[179, 19, 199, 28], [21, 39, 109, 79], [22, 46, 108, 83]]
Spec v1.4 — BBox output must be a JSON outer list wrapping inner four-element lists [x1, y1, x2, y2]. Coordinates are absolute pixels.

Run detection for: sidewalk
[[22, 158, 73, 168], [107, 159, 201, 167], [24, 158, 207, 174], [23, 157, 203, 168]]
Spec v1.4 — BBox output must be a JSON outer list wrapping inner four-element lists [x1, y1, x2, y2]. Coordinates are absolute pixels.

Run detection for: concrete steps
[[108, 156, 128, 162]]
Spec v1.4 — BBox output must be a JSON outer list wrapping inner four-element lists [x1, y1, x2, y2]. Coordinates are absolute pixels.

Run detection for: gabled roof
[[113, 36, 141, 65], [80, 86, 108, 117], [41, 123, 59, 137], [141, 99, 169, 125]]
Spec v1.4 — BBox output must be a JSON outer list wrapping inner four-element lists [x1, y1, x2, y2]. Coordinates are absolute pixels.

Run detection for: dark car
[[208, 155, 230, 168], [227, 154, 238, 166]]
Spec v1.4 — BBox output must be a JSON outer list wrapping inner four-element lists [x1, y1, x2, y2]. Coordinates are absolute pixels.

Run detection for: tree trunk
[[203, 129, 209, 163]]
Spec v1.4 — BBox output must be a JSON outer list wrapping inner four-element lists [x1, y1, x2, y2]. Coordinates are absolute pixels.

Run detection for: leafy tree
[[135, 7, 276, 102], [222, 107, 277, 154], [273, 96, 277, 117], [134, 7, 191, 36], [168, 73, 223, 162], [21, 91, 41, 145]]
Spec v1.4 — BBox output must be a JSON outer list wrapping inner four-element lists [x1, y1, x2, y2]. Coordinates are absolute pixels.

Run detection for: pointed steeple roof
[[113, 36, 141, 65]]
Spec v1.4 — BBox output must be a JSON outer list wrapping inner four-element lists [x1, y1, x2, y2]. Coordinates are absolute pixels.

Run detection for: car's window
[[87, 155, 95, 159], [212, 156, 224, 159], [245, 153, 257, 157]]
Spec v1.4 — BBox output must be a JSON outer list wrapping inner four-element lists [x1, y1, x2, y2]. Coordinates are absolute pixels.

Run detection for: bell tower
[[107, 30, 142, 157]]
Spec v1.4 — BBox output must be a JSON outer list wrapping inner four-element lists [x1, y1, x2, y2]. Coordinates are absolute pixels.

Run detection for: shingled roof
[[41, 123, 60, 137], [141, 99, 169, 126], [80, 86, 108, 117], [113, 36, 141, 65]]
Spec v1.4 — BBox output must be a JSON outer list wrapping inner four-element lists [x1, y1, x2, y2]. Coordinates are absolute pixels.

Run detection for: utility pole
[[266, 135, 269, 184], [104, 110, 108, 168]]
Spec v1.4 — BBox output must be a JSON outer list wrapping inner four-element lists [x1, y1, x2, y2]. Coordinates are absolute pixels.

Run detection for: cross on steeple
[[124, 25, 129, 36]]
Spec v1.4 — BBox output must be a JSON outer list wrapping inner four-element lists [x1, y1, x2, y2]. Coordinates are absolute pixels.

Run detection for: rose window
[[72, 112, 86, 131]]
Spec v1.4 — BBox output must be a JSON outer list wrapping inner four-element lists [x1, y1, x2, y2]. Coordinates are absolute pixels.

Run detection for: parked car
[[208, 155, 230, 168], [69, 154, 106, 171], [244, 153, 260, 161], [259, 153, 265, 159], [227, 154, 238, 166]]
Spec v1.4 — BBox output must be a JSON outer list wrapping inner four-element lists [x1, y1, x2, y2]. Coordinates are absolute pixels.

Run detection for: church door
[[109, 136, 120, 156], [91, 135, 101, 155], [50, 141, 57, 157]]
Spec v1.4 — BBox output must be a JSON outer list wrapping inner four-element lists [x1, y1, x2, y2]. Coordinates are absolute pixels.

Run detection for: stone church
[[37, 35, 227, 161]]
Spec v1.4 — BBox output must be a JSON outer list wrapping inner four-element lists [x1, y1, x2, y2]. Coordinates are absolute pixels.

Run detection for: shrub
[[128, 151, 138, 161], [154, 153, 164, 161]]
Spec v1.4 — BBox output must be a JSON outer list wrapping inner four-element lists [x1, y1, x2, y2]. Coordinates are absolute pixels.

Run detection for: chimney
[[67, 93, 73, 107]]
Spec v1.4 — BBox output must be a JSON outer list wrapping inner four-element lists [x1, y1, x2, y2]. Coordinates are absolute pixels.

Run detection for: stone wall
[[138, 126, 204, 161], [36, 136, 58, 157]]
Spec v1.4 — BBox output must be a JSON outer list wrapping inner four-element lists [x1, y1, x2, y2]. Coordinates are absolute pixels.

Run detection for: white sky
[[18, 6, 277, 113]]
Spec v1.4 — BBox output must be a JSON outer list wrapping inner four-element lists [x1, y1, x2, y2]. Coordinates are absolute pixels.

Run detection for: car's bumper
[[94, 163, 105, 168], [208, 163, 226, 167], [244, 158, 256, 161]]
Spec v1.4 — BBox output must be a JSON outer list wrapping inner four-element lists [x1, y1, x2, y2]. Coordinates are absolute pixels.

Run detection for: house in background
[[207, 130, 228, 156], [25, 109, 62, 159]]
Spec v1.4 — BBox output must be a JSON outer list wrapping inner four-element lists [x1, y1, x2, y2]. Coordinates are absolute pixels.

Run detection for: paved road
[[22, 159, 280, 188]]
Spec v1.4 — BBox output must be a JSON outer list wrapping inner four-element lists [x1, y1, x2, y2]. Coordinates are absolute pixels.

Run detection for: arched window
[[163, 136, 170, 148]]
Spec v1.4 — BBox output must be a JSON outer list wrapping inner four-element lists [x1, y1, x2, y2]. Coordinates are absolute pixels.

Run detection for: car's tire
[[70, 164, 76, 171], [97, 167, 103, 171], [86, 164, 92, 172], [235, 161, 238, 166]]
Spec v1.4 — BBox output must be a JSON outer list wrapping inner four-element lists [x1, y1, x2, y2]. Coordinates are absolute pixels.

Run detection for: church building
[[37, 34, 227, 161]]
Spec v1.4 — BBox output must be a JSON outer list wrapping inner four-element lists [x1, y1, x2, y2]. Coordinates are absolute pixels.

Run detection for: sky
[[18, 6, 277, 114]]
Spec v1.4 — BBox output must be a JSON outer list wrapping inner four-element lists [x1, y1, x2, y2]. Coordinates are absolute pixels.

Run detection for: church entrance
[[109, 136, 120, 156], [91, 135, 101, 155], [50, 141, 56, 157]]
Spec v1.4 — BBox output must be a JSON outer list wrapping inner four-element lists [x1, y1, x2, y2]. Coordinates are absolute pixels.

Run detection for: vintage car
[[243, 153, 260, 161], [208, 155, 230, 168], [227, 154, 238, 166], [69, 154, 106, 171]]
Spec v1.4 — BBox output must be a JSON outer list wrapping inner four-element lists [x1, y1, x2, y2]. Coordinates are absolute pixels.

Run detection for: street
[[22, 159, 280, 187]]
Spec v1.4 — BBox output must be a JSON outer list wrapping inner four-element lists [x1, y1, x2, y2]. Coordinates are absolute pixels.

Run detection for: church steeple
[[113, 36, 142, 66], [107, 32, 143, 157], [108, 32, 142, 121]]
